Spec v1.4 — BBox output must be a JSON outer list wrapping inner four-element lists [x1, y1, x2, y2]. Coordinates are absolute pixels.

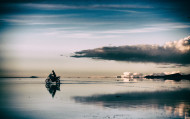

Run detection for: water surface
[[0, 78, 189, 119]]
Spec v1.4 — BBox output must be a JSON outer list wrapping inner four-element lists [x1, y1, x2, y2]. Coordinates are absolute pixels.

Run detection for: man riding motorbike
[[46, 70, 60, 83]]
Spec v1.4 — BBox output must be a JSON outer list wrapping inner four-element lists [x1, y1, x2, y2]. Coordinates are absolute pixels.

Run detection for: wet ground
[[0, 78, 189, 119]]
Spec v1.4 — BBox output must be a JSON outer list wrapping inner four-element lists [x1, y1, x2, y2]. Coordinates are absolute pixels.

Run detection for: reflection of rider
[[46, 83, 60, 98]]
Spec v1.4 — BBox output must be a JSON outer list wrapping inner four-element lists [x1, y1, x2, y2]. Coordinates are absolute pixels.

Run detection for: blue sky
[[0, 0, 190, 77]]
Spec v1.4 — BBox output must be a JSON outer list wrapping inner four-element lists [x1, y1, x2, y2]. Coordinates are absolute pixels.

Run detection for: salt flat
[[0, 78, 189, 119]]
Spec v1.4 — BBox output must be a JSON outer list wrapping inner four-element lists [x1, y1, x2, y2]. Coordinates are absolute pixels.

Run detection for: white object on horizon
[[121, 72, 144, 78]]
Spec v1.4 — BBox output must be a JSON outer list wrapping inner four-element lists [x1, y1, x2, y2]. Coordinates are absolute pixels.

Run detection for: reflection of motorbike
[[45, 75, 60, 84], [45, 83, 60, 98]]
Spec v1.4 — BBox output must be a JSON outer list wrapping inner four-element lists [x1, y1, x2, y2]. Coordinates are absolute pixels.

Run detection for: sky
[[0, 0, 190, 77]]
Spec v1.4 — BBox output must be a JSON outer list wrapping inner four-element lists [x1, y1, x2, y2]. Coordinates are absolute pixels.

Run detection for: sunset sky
[[0, 0, 190, 77]]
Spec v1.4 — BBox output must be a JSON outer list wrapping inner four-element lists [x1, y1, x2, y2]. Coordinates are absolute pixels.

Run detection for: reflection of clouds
[[73, 89, 190, 118], [122, 78, 137, 82], [164, 80, 178, 84], [164, 103, 190, 118], [45, 83, 60, 98]]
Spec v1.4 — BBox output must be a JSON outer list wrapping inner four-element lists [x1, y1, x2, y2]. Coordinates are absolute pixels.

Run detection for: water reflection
[[122, 78, 138, 82], [164, 103, 190, 117], [73, 89, 190, 118], [45, 83, 60, 98]]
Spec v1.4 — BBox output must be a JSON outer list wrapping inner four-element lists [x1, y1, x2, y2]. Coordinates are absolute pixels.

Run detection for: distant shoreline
[[0, 76, 116, 78], [0, 76, 39, 78], [1, 73, 190, 80]]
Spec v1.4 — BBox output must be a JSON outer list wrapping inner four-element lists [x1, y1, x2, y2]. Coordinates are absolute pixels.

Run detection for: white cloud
[[22, 3, 153, 10], [121, 71, 182, 78], [164, 36, 190, 52], [102, 23, 190, 34], [0, 18, 62, 25], [150, 71, 181, 76], [121, 72, 144, 78]]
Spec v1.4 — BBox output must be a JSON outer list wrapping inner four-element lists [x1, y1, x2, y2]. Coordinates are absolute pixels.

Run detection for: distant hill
[[30, 76, 39, 78], [145, 73, 190, 80]]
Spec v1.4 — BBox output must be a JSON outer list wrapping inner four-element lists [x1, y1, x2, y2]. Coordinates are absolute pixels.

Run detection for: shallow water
[[0, 78, 190, 119]]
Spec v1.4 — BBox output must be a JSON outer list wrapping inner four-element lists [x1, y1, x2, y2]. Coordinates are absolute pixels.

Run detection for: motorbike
[[45, 74, 60, 84]]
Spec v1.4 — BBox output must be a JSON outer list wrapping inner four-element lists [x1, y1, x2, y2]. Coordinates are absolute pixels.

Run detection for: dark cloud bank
[[72, 36, 190, 65]]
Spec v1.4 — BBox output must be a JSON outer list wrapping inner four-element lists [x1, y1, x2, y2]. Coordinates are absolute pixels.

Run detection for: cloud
[[157, 64, 185, 68], [149, 71, 181, 76], [21, 3, 153, 10], [120, 71, 182, 78], [72, 36, 190, 65], [101, 23, 190, 34], [121, 72, 144, 78]]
